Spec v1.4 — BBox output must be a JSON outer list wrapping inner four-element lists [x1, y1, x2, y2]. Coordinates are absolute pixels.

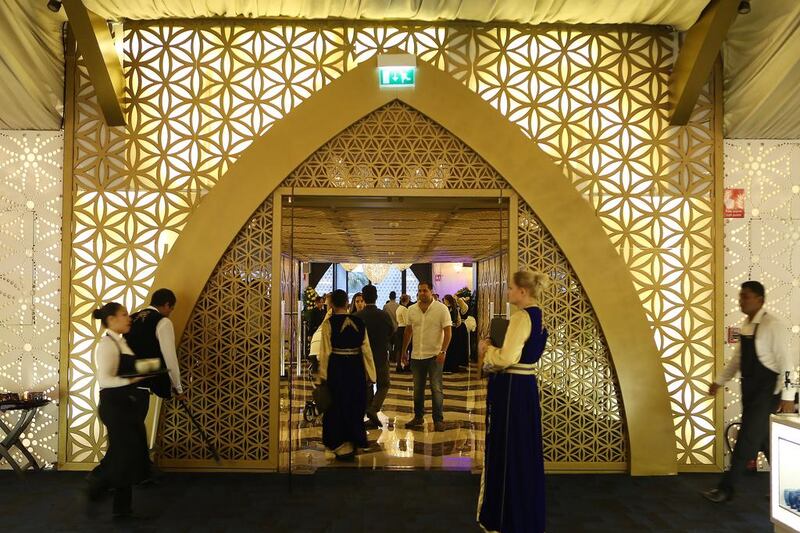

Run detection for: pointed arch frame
[[150, 57, 677, 475]]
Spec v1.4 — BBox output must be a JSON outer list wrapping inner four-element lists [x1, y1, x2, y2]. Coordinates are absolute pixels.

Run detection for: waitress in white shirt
[[86, 302, 150, 520]]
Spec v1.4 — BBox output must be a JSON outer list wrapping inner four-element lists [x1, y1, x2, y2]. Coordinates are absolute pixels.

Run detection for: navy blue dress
[[322, 314, 369, 451], [479, 306, 548, 533]]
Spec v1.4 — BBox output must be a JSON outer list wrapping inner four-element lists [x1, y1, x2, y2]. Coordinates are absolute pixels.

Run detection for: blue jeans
[[410, 357, 444, 422]]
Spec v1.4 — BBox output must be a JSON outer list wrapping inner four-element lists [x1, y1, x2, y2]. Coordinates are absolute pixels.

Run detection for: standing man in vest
[[703, 281, 797, 502], [125, 288, 184, 482]]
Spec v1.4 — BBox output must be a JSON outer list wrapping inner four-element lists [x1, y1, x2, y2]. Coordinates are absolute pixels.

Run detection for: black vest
[[125, 308, 172, 398], [739, 322, 778, 402]]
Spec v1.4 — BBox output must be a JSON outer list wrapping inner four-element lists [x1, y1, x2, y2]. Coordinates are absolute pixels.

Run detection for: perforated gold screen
[[158, 198, 274, 464], [61, 22, 718, 468]]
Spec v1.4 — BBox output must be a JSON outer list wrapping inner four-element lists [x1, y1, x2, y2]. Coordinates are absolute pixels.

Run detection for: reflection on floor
[[280, 363, 486, 471]]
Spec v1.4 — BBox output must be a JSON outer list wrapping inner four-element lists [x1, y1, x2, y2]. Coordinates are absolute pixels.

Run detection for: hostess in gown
[[318, 313, 377, 456], [478, 306, 548, 533]]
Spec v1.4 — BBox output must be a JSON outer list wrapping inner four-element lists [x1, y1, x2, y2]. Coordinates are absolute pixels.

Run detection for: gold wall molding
[[150, 60, 674, 474], [59, 22, 718, 472]]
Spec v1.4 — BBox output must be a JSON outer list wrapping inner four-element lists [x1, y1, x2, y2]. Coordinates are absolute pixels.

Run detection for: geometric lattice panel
[[518, 203, 626, 463], [63, 22, 718, 468], [0, 131, 62, 468], [158, 198, 273, 462], [723, 140, 800, 464], [183, 102, 625, 465]]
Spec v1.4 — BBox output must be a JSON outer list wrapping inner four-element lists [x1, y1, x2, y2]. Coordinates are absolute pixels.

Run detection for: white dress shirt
[[483, 309, 532, 372], [95, 331, 136, 389], [716, 308, 797, 400], [406, 300, 452, 359], [396, 305, 409, 328], [148, 306, 183, 394]]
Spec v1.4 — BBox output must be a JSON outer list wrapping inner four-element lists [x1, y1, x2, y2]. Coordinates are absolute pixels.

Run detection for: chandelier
[[363, 264, 391, 284], [340, 263, 413, 284]]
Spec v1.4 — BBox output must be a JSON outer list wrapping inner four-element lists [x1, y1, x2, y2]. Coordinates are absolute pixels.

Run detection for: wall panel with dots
[[0, 131, 62, 468], [723, 140, 800, 466]]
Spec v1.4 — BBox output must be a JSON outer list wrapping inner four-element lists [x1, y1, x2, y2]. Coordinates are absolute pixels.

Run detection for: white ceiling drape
[[2, 0, 799, 138], [0, 0, 66, 129], [723, 0, 800, 139]]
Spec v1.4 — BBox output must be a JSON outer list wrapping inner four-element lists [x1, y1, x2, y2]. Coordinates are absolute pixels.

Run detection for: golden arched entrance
[[151, 57, 676, 475]]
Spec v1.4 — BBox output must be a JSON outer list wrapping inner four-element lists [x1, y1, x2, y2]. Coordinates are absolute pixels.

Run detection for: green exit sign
[[379, 67, 416, 87], [378, 54, 417, 88]]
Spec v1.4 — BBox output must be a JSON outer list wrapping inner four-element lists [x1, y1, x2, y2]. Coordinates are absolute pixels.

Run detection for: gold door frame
[[145, 57, 677, 475]]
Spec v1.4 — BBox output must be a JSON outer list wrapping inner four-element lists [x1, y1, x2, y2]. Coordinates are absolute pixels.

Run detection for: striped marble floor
[[279, 363, 487, 471]]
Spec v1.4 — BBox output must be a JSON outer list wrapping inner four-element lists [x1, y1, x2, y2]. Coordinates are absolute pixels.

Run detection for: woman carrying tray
[[86, 302, 150, 521]]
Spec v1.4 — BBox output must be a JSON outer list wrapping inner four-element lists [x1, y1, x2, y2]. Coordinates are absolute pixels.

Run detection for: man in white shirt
[[703, 281, 797, 503], [401, 282, 452, 432]]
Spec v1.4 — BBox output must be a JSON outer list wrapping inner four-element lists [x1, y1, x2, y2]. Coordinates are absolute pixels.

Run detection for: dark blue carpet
[[1, 470, 772, 532]]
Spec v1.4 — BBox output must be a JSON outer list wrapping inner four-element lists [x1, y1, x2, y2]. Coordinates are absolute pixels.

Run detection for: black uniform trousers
[[719, 328, 779, 495], [91, 386, 150, 514]]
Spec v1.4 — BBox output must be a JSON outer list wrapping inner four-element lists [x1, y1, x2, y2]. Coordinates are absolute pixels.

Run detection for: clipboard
[[489, 317, 510, 348]]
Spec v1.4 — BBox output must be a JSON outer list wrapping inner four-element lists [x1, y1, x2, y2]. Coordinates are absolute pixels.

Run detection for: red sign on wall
[[724, 188, 745, 218], [727, 326, 740, 344]]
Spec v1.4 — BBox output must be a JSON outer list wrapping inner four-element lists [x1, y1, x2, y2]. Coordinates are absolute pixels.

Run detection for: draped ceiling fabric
[[1, 0, 707, 130], [722, 0, 800, 139], [2, 0, 799, 137], [79, 0, 705, 26], [0, 0, 66, 129]]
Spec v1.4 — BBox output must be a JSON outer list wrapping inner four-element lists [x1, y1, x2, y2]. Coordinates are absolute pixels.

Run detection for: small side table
[[0, 399, 50, 478]]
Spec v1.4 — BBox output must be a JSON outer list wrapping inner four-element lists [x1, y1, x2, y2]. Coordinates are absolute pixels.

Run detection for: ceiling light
[[46, 0, 62, 12], [737, 0, 750, 14]]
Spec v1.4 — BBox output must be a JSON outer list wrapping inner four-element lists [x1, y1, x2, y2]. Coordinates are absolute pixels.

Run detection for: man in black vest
[[356, 284, 395, 429], [703, 281, 797, 502], [125, 288, 184, 482]]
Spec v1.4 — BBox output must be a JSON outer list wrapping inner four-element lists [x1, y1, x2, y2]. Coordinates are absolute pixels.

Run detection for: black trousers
[[394, 327, 407, 369], [91, 386, 150, 513], [719, 388, 780, 494]]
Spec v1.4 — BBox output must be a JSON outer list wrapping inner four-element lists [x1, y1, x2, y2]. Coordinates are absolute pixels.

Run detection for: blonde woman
[[477, 271, 549, 533]]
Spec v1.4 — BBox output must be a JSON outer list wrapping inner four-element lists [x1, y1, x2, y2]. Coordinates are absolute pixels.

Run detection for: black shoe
[[702, 488, 732, 503], [85, 473, 110, 502], [138, 464, 164, 487], [334, 452, 356, 462], [365, 414, 382, 429], [434, 421, 446, 432], [405, 417, 424, 428]]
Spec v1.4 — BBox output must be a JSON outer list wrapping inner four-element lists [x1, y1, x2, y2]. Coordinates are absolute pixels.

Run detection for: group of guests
[[306, 283, 473, 441], [308, 288, 471, 375]]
